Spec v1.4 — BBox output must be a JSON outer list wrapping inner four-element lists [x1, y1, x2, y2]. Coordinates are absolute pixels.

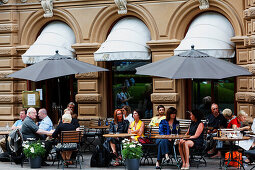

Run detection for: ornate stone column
[[147, 40, 186, 118], [235, 0, 255, 117], [72, 43, 108, 120], [0, 11, 27, 125]]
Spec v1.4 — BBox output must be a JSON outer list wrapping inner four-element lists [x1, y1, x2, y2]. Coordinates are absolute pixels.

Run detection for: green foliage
[[121, 139, 143, 159], [22, 140, 46, 158]]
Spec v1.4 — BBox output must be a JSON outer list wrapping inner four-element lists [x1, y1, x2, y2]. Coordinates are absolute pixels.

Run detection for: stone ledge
[[151, 93, 179, 103], [0, 94, 22, 104], [75, 72, 98, 79], [236, 92, 255, 103], [76, 93, 102, 103]]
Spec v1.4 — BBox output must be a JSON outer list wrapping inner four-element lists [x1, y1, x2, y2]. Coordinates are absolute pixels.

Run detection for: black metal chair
[[189, 127, 209, 168]]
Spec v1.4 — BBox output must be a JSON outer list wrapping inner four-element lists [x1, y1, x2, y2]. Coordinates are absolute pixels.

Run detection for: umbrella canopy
[[7, 51, 109, 82], [136, 46, 251, 79]]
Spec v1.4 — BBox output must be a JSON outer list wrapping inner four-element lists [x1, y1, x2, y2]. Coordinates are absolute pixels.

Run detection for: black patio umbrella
[[136, 45, 251, 79], [7, 51, 109, 115]]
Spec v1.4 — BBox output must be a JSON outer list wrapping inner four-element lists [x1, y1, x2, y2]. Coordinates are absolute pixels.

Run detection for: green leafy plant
[[22, 140, 46, 158], [121, 139, 143, 159]]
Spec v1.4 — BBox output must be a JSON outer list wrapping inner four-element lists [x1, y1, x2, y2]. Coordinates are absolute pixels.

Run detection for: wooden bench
[[140, 118, 207, 165]]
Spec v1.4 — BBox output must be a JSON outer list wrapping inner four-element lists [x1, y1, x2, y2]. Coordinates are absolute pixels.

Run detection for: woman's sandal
[[113, 152, 122, 160], [113, 161, 120, 166]]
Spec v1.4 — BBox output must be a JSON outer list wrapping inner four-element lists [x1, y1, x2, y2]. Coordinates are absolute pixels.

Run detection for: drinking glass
[[170, 125, 173, 135], [176, 124, 180, 135]]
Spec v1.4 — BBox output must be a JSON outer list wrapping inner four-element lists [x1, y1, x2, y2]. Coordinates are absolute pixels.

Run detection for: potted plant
[[122, 139, 143, 170], [23, 140, 46, 168]]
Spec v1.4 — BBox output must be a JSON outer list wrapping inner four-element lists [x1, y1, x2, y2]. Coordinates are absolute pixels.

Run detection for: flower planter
[[29, 156, 41, 168], [126, 158, 139, 170]]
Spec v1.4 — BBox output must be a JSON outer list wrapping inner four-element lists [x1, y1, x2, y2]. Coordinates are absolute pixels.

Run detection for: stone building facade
[[0, 0, 253, 124]]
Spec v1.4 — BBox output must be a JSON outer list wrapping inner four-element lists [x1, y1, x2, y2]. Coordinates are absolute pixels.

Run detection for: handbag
[[225, 151, 242, 167], [138, 137, 153, 144]]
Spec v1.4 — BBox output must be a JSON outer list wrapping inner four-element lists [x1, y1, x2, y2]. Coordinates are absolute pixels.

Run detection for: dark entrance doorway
[[32, 75, 77, 124]]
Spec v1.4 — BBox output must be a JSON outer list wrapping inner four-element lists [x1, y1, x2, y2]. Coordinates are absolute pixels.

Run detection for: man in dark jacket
[[206, 103, 227, 156]]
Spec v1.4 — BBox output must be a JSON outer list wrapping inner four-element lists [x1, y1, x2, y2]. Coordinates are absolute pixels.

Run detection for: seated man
[[21, 107, 52, 166], [207, 103, 227, 156], [67, 102, 77, 119], [149, 105, 166, 127], [0, 108, 27, 153], [38, 108, 53, 139]]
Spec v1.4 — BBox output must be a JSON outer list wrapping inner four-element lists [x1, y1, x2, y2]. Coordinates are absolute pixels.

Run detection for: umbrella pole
[[58, 78, 62, 118]]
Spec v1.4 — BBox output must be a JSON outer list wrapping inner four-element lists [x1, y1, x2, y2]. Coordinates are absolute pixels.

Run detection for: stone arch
[[168, 0, 244, 39], [20, 8, 82, 45], [90, 4, 159, 43]]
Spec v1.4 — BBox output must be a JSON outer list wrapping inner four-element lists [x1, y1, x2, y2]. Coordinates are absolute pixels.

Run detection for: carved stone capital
[[244, 7, 255, 20], [151, 93, 179, 103], [14, 95, 22, 103], [0, 47, 17, 56], [0, 24, 18, 33], [0, 94, 22, 103], [114, 0, 127, 14], [236, 92, 255, 103], [41, 0, 53, 18], [75, 72, 98, 79], [0, 71, 12, 80], [244, 9, 250, 20], [248, 64, 255, 74], [198, 0, 209, 10], [76, 94, 102, 103]]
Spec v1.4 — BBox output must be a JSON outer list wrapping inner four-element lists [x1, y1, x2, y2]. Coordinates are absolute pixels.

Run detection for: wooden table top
[[154, 134, 190, 139], [0, 131, 11, 135], [213, 136, 250, 141], [103, 133, 135, 138]]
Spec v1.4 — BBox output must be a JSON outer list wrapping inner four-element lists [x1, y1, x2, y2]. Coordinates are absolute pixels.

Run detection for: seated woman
[[179, 110, 204, 170], [227, 110, 250, 130], [52, 114, 76, 165], [103, 109, 129, 166], [155, 107, 180, 169], [227, 110, 253, 163], [128, 109, 145, 141], [122, 105, 134, 123]]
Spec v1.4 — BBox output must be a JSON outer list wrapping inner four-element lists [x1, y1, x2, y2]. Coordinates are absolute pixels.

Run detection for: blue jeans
[[156, 139, 173, 161]]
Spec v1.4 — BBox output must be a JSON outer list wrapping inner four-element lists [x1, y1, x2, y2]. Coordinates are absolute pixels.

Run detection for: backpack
[[90, 145, 112, 167], [0, 152, 10, 162]]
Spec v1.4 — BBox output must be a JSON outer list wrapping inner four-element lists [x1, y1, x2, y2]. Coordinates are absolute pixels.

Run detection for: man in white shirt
[[38, 108, 53, 132]]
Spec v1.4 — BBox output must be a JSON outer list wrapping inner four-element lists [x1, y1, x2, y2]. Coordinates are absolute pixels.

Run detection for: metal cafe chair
[[56, 131, 82, 170]]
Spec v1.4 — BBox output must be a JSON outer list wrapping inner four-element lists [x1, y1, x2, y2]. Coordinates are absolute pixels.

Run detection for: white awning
[[174, 12, 235, 58], [94, 17, 151, 61], [22, 21, 76, 64]]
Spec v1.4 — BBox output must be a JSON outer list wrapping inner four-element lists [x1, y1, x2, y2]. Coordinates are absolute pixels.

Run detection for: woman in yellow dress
[[128, 109, 145, 141]]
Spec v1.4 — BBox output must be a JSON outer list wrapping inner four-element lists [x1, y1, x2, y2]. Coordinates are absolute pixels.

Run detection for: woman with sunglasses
[[121, 105, 134, 123], [103, 109, 129, 166]]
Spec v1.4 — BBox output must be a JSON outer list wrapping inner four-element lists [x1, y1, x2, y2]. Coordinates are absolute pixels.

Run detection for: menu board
[[22, 91, 40, 108]]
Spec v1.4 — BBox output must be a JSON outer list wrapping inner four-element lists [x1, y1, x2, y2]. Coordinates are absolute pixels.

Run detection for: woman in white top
[[121, 105, 134, 123]]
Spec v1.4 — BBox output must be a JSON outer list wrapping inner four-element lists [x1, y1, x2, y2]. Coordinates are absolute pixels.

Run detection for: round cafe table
[[154, 134, 190, 168], [213, 136, 250, 170], [103, 133, 135, 138]]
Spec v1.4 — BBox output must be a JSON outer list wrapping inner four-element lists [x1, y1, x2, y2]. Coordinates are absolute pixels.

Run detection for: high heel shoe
[[184, 164, 190, 169]]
